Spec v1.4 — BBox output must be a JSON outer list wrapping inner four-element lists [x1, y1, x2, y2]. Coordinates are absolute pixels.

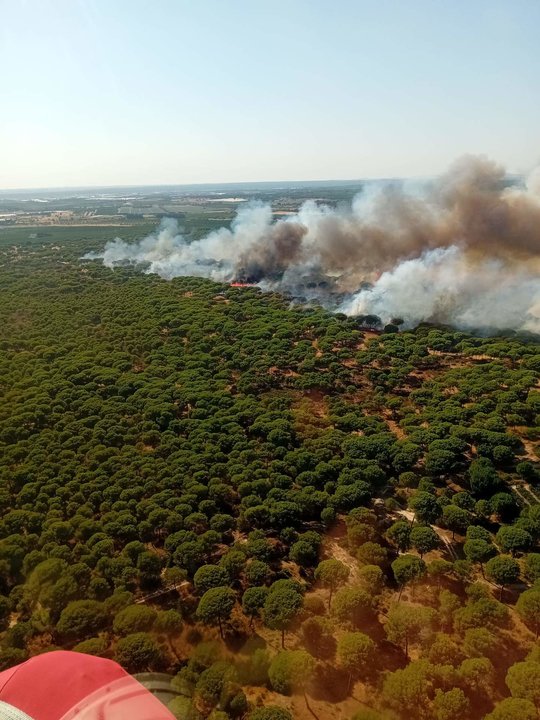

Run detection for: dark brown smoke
[[236, 220, 307, 281], [436, 156, 540, 260]]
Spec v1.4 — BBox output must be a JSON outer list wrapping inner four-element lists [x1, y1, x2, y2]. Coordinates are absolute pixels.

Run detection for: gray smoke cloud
[[88, 156, 540, 333]]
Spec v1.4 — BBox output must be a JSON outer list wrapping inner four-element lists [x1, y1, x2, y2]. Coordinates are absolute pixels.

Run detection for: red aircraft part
[[0, 651, 174, 720]]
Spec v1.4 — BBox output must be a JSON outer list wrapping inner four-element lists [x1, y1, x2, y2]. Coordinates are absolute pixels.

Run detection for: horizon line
[[0, 170, 525, 195], [0, 174, 436, 194]]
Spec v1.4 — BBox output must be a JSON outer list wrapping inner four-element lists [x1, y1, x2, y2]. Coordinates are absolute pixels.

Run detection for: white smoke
[[339, 246, 540, 332], [93, 204, 295, 282], [86, 156, 540, 333]]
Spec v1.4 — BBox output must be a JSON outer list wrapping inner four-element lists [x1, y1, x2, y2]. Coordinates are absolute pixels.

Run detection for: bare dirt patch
[[513, 431, 539, 461], [292, 390, 329, 420], [269, 366, 300, 378], [322, 523, 361, 585], [384, 415, 406, 440]]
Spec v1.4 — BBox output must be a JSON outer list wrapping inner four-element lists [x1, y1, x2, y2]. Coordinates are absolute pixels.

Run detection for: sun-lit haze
[[1, 0, 539, 189]]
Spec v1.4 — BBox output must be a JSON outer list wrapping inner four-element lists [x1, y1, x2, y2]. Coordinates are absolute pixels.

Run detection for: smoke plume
[[88, 156, 540, 332]]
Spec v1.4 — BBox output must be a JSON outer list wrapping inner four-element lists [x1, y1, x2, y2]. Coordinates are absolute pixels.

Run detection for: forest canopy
[[0, 228, 539, 719]]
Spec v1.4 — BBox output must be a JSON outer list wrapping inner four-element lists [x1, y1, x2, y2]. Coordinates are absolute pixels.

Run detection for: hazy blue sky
[[1, 0, 539, 188]]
